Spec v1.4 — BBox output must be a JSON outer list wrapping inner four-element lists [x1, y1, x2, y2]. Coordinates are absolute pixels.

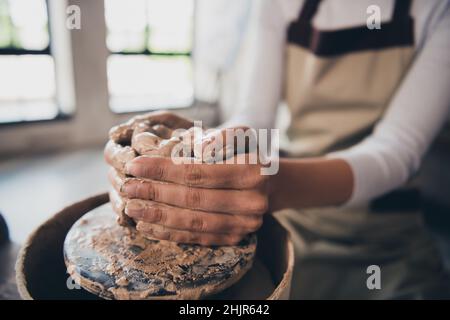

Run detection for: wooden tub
[[15, 193, 294, 300]]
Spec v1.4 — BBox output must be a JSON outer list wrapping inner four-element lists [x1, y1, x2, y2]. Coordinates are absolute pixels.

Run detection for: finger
[[171, 126, 256, 162], [125, 155, 267, 189], [120, 178, 268, 215], [109, 188, 126, 215], [109, 167, 268, 215], [131, 132, 162, 155], [200, 126, 257, 161], [125, 199, 263, 234], [104, 140, 136, 172], [109, 188, 134, 226], [108, 167, 130, 193], [136, 222, 245, 246], [132, 133, 182, 157], [132, 121, 173, 140]]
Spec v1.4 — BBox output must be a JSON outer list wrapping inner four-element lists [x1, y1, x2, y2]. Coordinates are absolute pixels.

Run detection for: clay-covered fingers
[[109, 188, 126, 215], [125, 199, 262, 235], [125, 155, 267, 189], [108, 168, 268, 215], [131, 133, 181, 157], [122, 181, 267, 215], [200, 126, 257, 160], [109, 111, 194, 144], [109, 188, 135, 226], [136, 222, 246, 246], [106, 111, 193, 170], [104, 140, 137, 172]]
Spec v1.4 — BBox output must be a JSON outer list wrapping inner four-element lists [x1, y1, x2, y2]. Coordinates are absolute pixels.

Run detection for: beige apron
[[276, 0, 447, 299]]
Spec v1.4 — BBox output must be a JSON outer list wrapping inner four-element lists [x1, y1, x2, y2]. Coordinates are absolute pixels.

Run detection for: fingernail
[[125, 200, 145, 218], [121, 182, 135, 197], [125, 162, 135, 175]]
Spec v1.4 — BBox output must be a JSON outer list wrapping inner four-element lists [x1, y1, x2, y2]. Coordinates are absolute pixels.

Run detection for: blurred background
[[0, 0, 449, 260]]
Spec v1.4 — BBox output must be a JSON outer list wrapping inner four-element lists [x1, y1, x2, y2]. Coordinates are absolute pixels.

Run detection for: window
[[105, 0, 194, 113], [0, 0, 58, 123]]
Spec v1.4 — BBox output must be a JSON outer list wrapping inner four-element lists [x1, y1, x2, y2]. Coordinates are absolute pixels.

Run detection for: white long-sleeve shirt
[[225, 0, 450, 206]]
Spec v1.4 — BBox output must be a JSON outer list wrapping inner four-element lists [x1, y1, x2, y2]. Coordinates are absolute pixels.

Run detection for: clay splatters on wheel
[[64, 203, 257, 300]]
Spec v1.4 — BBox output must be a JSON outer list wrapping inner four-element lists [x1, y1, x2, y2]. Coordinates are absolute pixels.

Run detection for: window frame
[[0, 0, 77, 126], [105, 0, 195, 114], [0, 0, 52, 55], [0, 0, 216, 156]]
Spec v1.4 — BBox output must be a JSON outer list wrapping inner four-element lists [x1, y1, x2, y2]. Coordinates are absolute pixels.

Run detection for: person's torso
[[278, 0, 428, 253], [278, 0, 445, 156]]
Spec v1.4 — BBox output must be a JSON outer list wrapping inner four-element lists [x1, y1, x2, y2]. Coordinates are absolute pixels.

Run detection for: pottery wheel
[[64, 203, 257, 300]]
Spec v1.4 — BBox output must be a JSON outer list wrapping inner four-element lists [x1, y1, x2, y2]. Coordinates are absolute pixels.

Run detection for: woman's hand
[[109, 154, 269, 246], [104, 112, 269, 246]]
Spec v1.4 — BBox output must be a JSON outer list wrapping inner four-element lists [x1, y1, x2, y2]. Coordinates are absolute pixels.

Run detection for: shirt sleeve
[[329, 5, 450, 207], [221, 0, 291, 130]]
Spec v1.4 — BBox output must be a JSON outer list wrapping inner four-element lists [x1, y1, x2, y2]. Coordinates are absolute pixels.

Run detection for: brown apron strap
[[393, 0, 412, 20], [287, 0, 415, 56], [295, 0, 412, 25], [297, 0, 322, 23]]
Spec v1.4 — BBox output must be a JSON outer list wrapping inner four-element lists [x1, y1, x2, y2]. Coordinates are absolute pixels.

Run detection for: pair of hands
[[104, 112, 270, 246]]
